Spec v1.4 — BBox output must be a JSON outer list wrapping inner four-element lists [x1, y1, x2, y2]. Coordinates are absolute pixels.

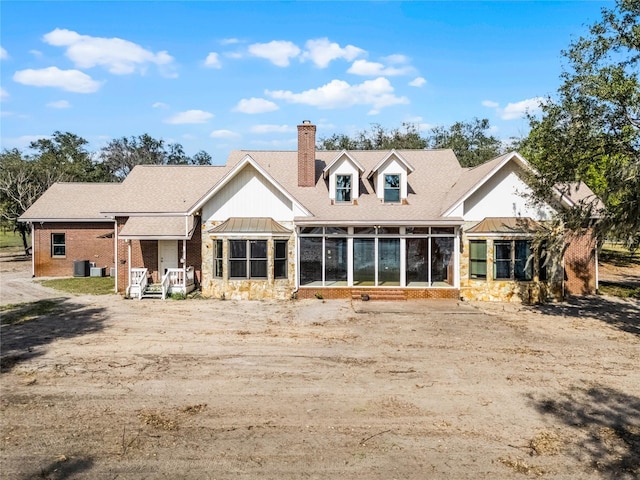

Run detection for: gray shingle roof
[[225, 149, 464, 223], [19, 183, 121, 221]]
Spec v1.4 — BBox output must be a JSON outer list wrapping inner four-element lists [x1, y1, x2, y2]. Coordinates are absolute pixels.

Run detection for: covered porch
[[119, 216, 200, 299]]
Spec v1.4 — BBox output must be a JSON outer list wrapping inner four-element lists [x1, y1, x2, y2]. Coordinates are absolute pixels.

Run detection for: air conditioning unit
[[90, 267, 106, 277], [109, 267, 116, 277], [73, 260, 90, 277]]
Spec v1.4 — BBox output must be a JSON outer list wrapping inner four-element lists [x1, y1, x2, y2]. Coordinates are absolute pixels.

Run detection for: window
[[469, 240, 487, 279], [336, 175, 352, 202], [274, 240, 288, 279], [384, 174, 400, 203], [214, 239, 223, 278], [51, 233, 66, 257], [229, 240, 267, 279], [494, 240, 533, 281], [250, 240, 267, 278], [300, 237, 323, 285]]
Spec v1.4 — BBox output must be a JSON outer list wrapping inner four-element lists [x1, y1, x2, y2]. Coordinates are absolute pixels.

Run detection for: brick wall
[[32, 222, 115, 277], [564, 228, 597, 295], [116, 217, 202, 293]]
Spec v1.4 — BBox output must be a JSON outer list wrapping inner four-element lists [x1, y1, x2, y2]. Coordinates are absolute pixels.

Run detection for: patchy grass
[[599, 282, 640, 299], [39, 277, 115, 295], [0, 299, 62, 325], [600, 243, 640, 268], [0, 230, 25, 250]]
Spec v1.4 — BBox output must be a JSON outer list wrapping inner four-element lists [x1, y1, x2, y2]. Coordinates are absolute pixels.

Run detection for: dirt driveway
[[1, 253, 639, 479]]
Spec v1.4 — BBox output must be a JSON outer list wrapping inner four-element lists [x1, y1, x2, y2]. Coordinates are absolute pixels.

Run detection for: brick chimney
[[297, 120, 316, 187]]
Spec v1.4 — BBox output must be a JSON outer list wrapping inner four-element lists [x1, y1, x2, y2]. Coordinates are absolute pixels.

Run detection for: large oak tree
[[521, 0, 639, 249]]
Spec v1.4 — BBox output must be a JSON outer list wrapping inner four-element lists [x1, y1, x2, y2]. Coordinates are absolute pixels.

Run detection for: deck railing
[[130, 268, 148, 300]]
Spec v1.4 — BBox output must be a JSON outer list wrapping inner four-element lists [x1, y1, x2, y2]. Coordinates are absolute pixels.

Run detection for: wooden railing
[[130, 268, 148, 300]]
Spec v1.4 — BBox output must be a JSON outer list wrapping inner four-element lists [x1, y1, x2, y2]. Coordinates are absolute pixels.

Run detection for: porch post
[[113, 219, 118, 292], [127, 240, 132, 291], [182, 238, 187, 283]]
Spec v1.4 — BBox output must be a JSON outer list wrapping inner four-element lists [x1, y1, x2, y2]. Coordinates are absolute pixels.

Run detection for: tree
[[318, 120, 505, 167], [0, 132, 105, 253], [521, 0, 639, 249], [318, 123, 427, 150], [427, 118, 504, 167], [100, 134, 213, 180]]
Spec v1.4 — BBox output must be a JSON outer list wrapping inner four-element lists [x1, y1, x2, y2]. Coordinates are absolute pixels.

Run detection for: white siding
[[375, 157, 408, 200], [463, 163, 555, 221], [202, 164, 295, 222], [328, 156, 360, 201]]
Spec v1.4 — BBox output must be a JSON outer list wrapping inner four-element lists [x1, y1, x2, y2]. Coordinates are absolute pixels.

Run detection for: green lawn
[[39, 277, 115, 295], [0, 230, 26, 250]]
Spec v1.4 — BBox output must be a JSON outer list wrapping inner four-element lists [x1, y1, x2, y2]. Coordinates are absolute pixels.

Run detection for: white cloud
[[225, 51, 243, 60], [233, 97, 279, 114], [383, 54, 410, 65], [204, 52, 221, 68], [348, 59, 413, 76], [248, 40, 300, 67], [500, 97, 543, 119], [267, 77, 408, 114], [29, 49, 43, 58], [0, 87, 8, 101], [164, 109, 214, 124], [0, 47, 8, 60], [302, 38, 365, 68], [47, 100, 71, 109], [482, 97, 544, 120], [152, 102, 169, 108], [13, 67, 102, 93], [42, 28, 175, 76], [250, 124, 294, 134], [221, 38, 240, 45], [409, 77, 426, 87], [210, 129, 240, 139]]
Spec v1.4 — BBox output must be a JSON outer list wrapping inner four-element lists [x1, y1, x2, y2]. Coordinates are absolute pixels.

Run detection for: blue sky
[[1, 1, 612, 164]]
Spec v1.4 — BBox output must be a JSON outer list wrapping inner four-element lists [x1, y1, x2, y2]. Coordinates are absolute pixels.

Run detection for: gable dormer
[[367, 150, 414, 203], [323, 150, 365, 204]]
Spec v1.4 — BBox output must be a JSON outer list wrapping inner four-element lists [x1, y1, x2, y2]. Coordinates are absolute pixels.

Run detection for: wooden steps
[[141, 283, 163, 299]]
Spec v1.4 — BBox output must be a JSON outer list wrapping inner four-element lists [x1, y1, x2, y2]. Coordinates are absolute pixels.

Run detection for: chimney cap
[[302, 120, 311, 125]]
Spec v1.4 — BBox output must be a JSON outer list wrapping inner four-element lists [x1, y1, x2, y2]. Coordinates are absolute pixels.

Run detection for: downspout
[[595, 245, 599, 293], [113, 219, 118, 293], [293, 227, 299, 297], [127, 240, 132, 297], [30, 222, 35, 277]]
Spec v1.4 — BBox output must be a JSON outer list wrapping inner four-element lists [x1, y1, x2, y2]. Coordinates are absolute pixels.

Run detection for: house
[[19, 120, 599, 302]]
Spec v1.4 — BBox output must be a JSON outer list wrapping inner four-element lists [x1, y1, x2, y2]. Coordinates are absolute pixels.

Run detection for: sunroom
[[296, 222, 462, 298]]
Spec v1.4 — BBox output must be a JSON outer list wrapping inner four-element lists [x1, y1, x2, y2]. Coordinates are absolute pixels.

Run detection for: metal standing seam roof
[[466, 217, 542, 234], [208, 217, 291, 234]]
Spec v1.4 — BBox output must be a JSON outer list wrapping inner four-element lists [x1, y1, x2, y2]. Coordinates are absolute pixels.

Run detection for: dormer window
[[324, 151, 364, 204], [367, 150, 414, 204], [384, 174, 401, 203], [336, 175, 352, 203]]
